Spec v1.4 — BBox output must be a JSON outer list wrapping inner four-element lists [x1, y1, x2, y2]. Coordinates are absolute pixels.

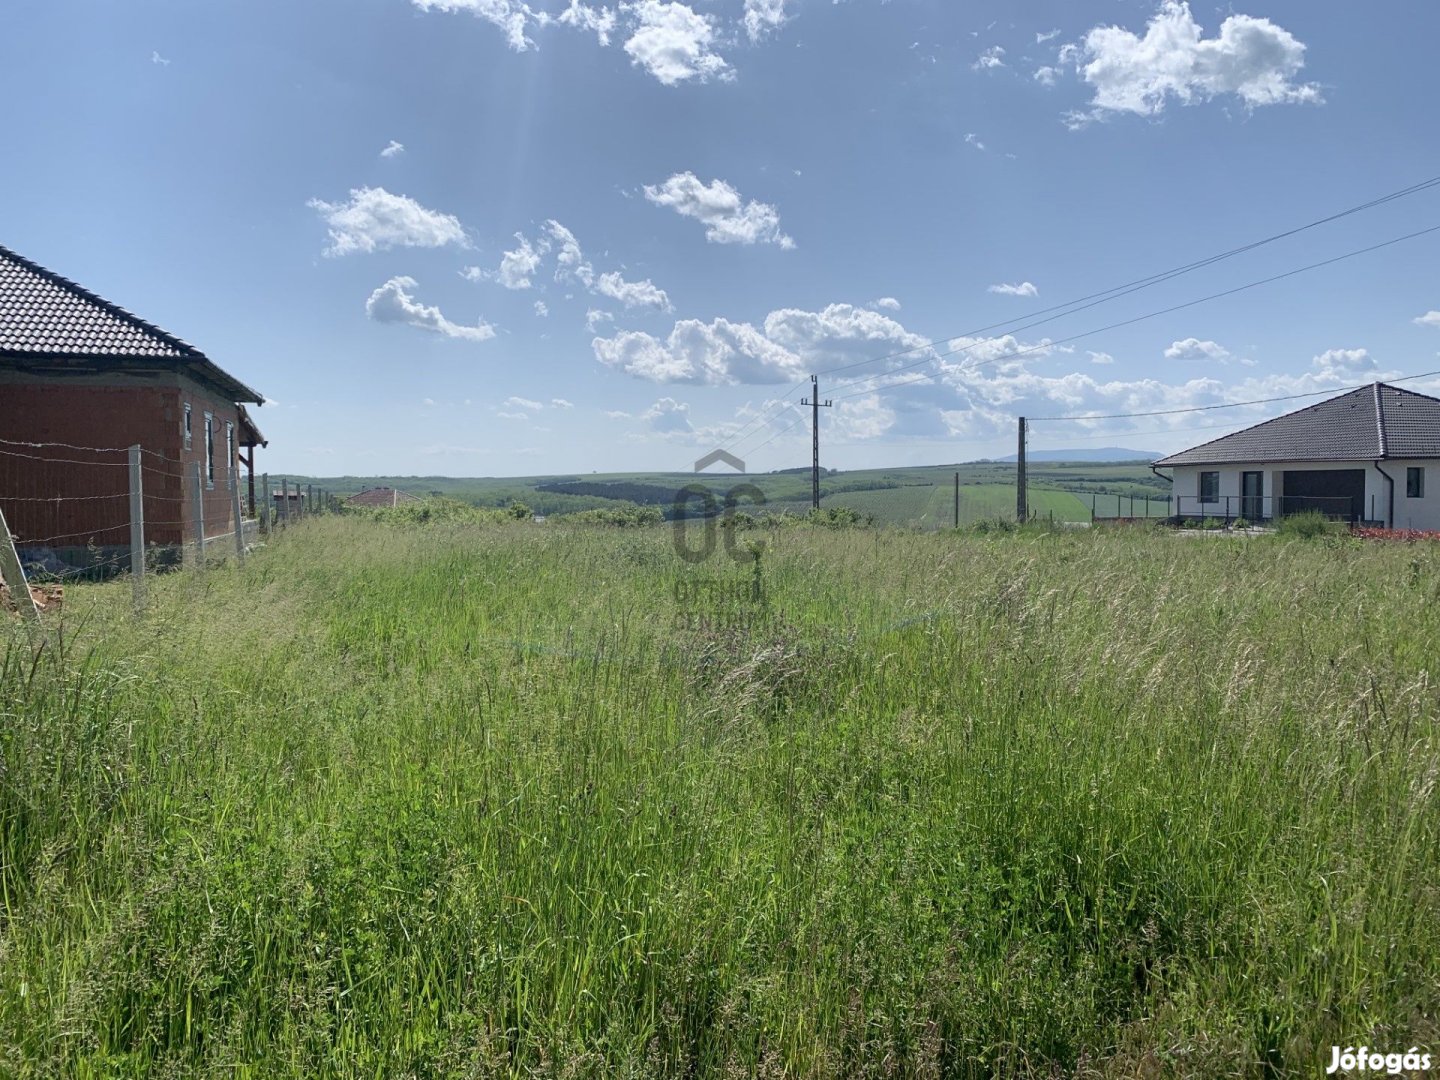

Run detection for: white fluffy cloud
[[973, 45, 1006, 70], [594, 270, 671, 310], [308, 187, 466, 257], [873, 297, 902, 311], [547, 220, 595, 287], [365, 276, 496, 341], [1164, 337, 1231, 362], [557, 0, 617, 44], [495, 233, 549, 289], [1089, 351, 1116, 365], [1068, 1, 1321, 123], [380, 140, 405, 158], [594, 318, 805, 384], [586, 308, 614, 332], [594, 303, 933, 386], [764, 303, 934, 367], [642, 397, 694, 433], [505, 395, 543, 410], [551, 398, 575, 408], [742, 0, 790, 43], [533, 300, 549, 317], [988, 281, 1038, 298], [410, 0, 539, 51], [1413, 311, 1440, 328], [621, 1, 730, 86], [643, 172, 794, 248]]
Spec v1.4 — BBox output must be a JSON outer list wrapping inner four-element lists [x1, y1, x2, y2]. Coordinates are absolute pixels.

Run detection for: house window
[[1199, 471, 1219, 504], [225, 421, 235, 488], [204, 412, 215, 488], [183, 402, 193, 450], [1408, 467, 1425, 499]]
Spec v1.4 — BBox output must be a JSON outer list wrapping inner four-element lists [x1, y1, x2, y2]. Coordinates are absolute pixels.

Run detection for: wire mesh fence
[[0, 438, 335, 617]]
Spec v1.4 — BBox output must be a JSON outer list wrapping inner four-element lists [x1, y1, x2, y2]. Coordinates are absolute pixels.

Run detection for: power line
[[823, 222, 1440, 404], [718, 173, 1440, 451]]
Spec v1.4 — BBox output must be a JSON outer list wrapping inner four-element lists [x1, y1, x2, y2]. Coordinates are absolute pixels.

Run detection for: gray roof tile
[[1154, 383, 1440, 466], [0, 243, 262, 402]]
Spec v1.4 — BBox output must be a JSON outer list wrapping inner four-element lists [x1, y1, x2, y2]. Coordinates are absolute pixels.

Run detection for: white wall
[[1167, 461, 1440, 528]]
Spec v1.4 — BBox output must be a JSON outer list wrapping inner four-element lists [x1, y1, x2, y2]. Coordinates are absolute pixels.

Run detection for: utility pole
[[800, 375, 832, 510], [1016, 416, 1029, 522]]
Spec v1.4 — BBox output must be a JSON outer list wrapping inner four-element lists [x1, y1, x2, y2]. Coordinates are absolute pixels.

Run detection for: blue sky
[[5, 0, 1440, 476]]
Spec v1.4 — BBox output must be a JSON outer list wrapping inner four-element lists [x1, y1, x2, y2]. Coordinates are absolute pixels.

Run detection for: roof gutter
[[1150, 464, 1171, 484], [1374, 462, 1395, 528], [1373, 382, 1394, 527]]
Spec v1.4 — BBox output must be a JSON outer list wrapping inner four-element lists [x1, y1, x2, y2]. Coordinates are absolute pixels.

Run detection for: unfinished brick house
[[0, 243, 266, 564]]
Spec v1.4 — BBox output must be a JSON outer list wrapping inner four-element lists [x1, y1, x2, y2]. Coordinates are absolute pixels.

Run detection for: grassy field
[[3, 518, 1438, 1077]]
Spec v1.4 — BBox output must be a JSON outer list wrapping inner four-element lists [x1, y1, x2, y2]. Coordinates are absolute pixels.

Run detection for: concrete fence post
[[281, 478, 290, 527], [192, 462, 206, 569], [231, 464, 246, 566], [128, 445, 145, 613]]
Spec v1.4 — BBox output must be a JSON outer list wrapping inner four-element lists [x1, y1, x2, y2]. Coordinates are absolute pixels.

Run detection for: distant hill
[[993, 448, 1160, 463]]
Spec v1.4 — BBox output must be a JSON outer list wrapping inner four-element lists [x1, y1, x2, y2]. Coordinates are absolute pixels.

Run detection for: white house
[[1154, 382, 1440, 530]]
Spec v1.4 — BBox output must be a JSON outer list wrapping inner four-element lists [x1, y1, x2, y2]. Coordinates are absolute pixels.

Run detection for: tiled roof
[[0, 243, 263, 403], [347, 487, 422, 507], [1154, 383, 1440, 466]]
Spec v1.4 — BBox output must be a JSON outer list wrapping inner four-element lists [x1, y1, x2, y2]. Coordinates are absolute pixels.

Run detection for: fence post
[[128, 445, 145, 613], [0, 504, 40, 625], [192, 462, 206, 568], [231, 465, 246, 565], [260, 473, 270, 535], [1090, 494, 1095, 523], [281, 478, 290, 527]]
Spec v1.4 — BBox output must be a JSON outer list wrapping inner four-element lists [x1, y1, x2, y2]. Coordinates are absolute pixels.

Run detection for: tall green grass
[[1, 519, 1437, 1077]]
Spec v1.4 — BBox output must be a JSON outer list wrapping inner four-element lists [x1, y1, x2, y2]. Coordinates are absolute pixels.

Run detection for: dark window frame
[[204, 411, 215, 489], [183, 402, 193, 450], [1198, 471, 1219, 504], [1407, 467, 1425, 499]]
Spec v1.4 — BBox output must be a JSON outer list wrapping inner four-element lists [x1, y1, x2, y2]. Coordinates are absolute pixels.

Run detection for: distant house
[[0, 243, 266, 558], [346, 486, 421, 508], [1154, 382, 1440, 528]]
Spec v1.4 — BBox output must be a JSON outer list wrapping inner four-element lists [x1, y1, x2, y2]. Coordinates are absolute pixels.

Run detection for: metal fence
[[1170, 494, 1362, 523], [0, 439, 334, 619], [1081, 492, 1366, 524]]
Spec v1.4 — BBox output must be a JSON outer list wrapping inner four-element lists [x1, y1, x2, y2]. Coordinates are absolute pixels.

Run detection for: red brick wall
[[0, 378, 243, 549]]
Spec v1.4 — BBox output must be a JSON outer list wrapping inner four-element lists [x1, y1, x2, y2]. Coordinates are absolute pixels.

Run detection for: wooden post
[[128, 445, 145, 613], [0, 504, 40, 624], [231, 465, 246, 565], [191, 462, 206, 568], [954, 472, 959, 529], [281, 478, 290, 526], [260, 473, 270, 535], [306, 483, 313, 516]]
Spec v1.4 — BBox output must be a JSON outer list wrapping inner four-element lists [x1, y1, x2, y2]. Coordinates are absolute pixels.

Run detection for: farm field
[[3, 518, 1438, 1077], [283, 460, 1170, 528]]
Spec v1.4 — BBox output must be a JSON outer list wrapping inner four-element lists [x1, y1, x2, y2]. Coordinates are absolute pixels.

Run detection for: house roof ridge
[[0, 242, 205, 361]]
